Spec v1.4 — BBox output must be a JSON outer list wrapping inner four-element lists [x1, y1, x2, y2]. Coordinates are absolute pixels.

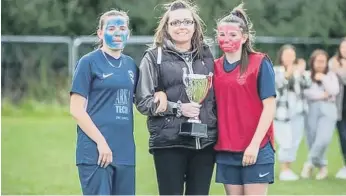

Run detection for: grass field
[[2, 110, 346, 195]]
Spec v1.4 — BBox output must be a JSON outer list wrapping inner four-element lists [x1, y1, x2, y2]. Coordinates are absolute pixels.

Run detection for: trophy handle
[[208, 72, 213, 89], [198, 74, 213, 104]]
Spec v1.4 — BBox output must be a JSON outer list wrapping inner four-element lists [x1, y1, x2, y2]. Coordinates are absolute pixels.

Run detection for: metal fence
[[71, 35, 342, 73], [72, 36, 161, 75], [1, 35, 343, 104]]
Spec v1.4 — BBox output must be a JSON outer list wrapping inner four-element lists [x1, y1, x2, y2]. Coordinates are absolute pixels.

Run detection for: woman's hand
[[296, 59, 306, 75], [314, 73, 326, 81], [181, 102, 201, 118], [284, 64, 294, 79], [154, 91, 168, 113]]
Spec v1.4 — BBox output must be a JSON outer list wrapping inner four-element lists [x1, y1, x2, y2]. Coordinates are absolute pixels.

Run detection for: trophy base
[[179, 122, 208, 138]]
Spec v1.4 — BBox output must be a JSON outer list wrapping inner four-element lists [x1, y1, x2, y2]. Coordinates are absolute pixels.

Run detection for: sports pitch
[[2, 111, 346, 195]]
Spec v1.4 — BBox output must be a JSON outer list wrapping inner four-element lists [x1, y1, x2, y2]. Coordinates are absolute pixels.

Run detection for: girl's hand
[[242, 143, 260, 166]]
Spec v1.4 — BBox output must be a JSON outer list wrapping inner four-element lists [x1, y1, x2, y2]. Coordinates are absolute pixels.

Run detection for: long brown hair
[[309, 49, 329, 84], [153, 0, 206, 57], [275, 44, 297, 66], [95, 9, 130, 48], [216, 3, 256, 75]]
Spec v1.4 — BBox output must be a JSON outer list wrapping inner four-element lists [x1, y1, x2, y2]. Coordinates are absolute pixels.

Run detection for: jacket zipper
[[167, 50, 203, 150]]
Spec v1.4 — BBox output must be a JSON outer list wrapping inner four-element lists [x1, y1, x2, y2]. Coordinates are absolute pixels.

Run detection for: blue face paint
[[103, 16, 129, 50]]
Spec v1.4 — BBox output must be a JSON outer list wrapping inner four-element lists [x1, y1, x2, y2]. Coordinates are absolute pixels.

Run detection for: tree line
[[2, 0, 346, 38]]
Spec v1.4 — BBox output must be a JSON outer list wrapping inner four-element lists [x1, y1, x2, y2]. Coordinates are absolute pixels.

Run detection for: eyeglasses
[[169, 19, 194, 27]]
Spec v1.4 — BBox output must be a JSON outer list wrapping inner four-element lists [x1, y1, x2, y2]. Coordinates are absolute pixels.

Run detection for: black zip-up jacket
[[135, 39, 217, 153]]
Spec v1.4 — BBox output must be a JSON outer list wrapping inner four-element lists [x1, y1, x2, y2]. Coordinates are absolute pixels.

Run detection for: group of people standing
[[69, 0, 346, 195], [274, 39, 346, 181]]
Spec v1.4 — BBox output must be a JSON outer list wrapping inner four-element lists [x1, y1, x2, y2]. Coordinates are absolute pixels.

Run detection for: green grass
[[2, 110, 346, 195]]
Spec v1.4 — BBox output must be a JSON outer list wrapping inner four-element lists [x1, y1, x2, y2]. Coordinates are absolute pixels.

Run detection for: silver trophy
[[179, 67, 213, 138]]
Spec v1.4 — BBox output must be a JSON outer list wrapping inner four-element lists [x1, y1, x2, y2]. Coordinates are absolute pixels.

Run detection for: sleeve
[[329, 58, 346, 85], [134, 52, 176, 116], [304, 86, 326, 100], [132, 64, 140, 103], [133, 64, 139, 94], [321, 72, 340, 95], [275, 72, 294, 92], [328, 58, 334, 69], [299, 72, 312, 89], [70, 57, 92, 98], [274, 68, 286, 90], [257, 57, 277, 100]]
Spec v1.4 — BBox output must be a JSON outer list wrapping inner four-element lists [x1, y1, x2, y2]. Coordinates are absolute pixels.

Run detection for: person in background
[[301, 49, 339, 180], [213, 3, 276, 195], [69, 9, 167, 195], [135, 0, 217, 195], [274, 44, 310, 181], [329, 37, 346, 180]]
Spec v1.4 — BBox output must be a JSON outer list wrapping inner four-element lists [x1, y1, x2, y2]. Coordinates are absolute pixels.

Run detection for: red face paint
[[217, 24, 243, 53]]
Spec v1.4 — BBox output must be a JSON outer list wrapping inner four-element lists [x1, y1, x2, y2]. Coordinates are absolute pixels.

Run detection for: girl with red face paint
[[213, 3, 276, 195]]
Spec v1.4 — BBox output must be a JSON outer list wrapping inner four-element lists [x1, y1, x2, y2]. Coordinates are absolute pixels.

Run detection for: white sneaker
[[316, 167, 328, 180], [301, 162, 314, 179], [279, 170, 299, 181], [335, 166, 346, 179]]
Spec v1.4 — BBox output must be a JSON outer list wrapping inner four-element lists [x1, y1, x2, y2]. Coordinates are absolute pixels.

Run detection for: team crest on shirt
[[237, 71, 248, 85], [128, 70, 134, 84]]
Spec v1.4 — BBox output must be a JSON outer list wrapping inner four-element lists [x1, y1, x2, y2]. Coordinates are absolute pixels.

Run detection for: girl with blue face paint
[[70, 10, 168, 195], [102, 15, 129, 50]]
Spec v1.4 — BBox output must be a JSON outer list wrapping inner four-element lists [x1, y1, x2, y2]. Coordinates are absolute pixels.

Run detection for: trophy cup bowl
[[179, 67, 213, 138]]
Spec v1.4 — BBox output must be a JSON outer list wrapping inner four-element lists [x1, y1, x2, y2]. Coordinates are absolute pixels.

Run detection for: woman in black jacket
[[135, 0, 217, 195]]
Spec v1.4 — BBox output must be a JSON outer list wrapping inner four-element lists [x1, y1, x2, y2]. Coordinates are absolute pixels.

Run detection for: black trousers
[[152, 146, 215, 195], [336, 119, 346, 165]]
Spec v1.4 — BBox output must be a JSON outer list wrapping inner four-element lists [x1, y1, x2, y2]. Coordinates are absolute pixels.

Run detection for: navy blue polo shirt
[[71, 49, 138, 166]]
